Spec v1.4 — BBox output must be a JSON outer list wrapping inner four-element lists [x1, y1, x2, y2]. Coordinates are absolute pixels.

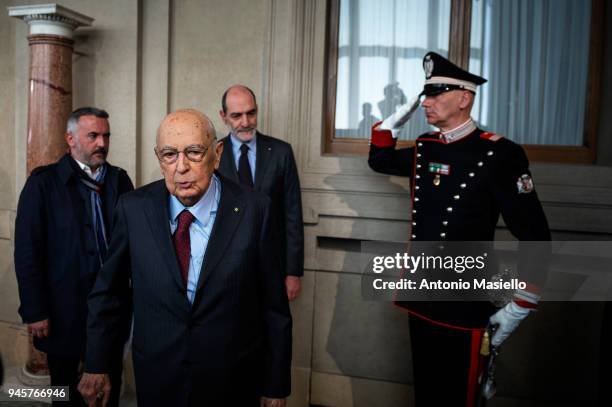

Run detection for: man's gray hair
[[66, 107, 109, 134]]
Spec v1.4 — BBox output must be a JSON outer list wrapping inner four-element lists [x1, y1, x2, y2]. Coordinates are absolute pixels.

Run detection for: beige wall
[[1, 0, 611, 406], [169, 0, 266, 121], [71, 0, 140, 179], [0, 1, 15, 213], [0, 0, 23, 371]]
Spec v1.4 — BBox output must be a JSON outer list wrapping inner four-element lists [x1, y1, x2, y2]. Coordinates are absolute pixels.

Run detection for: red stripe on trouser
[[466, 329, 485, 407]]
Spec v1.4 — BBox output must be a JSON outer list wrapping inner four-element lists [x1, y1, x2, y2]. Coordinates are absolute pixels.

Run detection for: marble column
[[9, 4, 93, 172], [26, 33, 74, 171], [8, 3, 93, 384]]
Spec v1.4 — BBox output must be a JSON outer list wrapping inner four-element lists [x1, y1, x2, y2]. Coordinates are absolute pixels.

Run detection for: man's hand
[[27, 319, 49, 338], [78, 373, 111, 407], [285, 276, 301, 301], [489, 301, 531, 347], [261, 397, 286, 407]]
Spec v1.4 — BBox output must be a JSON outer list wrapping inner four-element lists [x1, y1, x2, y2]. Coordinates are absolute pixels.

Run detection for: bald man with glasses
[[79, 109, 292, 407]]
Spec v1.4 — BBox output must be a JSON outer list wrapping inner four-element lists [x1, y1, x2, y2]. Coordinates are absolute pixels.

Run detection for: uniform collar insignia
[[442, 118, 477, 143]]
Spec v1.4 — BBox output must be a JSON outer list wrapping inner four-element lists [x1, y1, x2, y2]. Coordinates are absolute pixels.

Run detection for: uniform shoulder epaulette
[[480, 132, 503, 142]]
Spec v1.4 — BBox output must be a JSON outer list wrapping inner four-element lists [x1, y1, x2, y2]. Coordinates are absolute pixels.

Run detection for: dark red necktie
[[173, 210, 195, 286]]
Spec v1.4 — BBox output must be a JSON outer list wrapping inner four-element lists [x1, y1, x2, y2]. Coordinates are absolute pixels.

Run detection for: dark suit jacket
[[219, 133, 304, 277], [85, 174, 292, 406], [14, 154, 134, 356]]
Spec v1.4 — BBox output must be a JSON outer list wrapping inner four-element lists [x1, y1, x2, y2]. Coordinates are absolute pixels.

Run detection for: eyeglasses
[[155, 139, 216, 164]]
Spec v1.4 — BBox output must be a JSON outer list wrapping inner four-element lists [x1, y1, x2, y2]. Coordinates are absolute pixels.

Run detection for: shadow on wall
[[320, 160, 607, 406], [322, 163, 414, 407]]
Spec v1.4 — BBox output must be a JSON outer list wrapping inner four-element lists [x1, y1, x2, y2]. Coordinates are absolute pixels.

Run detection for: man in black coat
[[218, 85, 304, 301], [78, 109, 292, 407], [368, 53, 550, 406], [14, 107, 134, 406]]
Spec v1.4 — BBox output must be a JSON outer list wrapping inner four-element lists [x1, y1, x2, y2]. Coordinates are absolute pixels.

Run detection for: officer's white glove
[[489, 301, 531, 347], [379, 96, 421, 138]]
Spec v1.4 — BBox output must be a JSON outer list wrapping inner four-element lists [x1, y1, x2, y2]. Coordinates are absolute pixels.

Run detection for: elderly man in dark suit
[[14, 107, 134, 406], [78, 109, 292, 407], [218, 85, 304, 301]]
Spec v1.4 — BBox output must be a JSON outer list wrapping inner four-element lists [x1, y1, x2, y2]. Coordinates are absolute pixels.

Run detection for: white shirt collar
[[73, 157, 101, 180]]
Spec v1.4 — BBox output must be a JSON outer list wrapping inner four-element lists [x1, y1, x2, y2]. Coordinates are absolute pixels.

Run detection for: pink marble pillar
[[26, 34, 74, 172]]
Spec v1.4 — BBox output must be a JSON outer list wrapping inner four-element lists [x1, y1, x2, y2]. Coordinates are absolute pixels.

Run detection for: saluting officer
[[368, 52, 551, 406]]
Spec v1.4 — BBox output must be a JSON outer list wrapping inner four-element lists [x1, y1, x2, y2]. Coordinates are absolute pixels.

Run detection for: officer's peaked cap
[[421, 52, 487, 96]]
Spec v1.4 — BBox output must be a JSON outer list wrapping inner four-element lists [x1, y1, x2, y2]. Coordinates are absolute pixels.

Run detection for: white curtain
[[470, 0, 591, 145], [334, 0, 451, 140]]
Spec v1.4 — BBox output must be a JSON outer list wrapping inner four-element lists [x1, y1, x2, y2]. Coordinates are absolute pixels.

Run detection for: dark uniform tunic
[[369, 123, 551, 406], [369, 127, 550, 241]]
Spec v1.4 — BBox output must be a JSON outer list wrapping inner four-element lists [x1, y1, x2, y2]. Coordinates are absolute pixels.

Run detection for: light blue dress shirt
[[169, 175, 221, 304], [230, 133, 257, 183]]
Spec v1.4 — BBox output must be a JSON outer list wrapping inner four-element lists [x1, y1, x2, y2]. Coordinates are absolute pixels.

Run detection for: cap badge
[[424, 55, 434, 79]]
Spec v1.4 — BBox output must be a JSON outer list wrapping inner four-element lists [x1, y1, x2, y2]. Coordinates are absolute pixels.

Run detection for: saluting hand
[[78, 373, 111, 407]]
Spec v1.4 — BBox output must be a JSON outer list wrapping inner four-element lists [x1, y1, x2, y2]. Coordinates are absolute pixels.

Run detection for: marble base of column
[[18, 335, 50, 385]]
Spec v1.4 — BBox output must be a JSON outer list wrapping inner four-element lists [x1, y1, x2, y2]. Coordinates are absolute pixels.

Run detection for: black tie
[[238, 143, 254, 187]]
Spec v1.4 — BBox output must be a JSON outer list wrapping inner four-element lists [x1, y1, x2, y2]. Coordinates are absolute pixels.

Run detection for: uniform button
[[412, 222, 417, 226], [415, 186, 420, 190], [411, 234, 416, 239], [454, 195, 460, 200], [417, 153, 422, 158], [412, 209, 417, 214], [447, 207, 453, 212], [416, 164, 421, 169], [418, 143, 423, 147], [440, 233, 446, 238], [442, 221, 448, 226], [478, 161, 483, 167], [487, 150, 494, 156], [469, 172, 475, 177], [416, 174, 421, 179], [460, 183, 466, 188], [414, 197, 419, 202]]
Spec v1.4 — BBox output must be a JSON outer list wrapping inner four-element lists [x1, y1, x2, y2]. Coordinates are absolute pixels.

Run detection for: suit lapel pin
[[234, 207, 240, 212]]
